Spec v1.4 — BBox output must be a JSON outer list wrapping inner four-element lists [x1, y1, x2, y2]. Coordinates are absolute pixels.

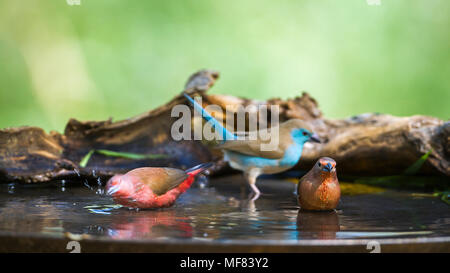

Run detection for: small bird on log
[[183, 93, 320, 200], [106, 162, 213, 209], [297, 157, 340, 211]]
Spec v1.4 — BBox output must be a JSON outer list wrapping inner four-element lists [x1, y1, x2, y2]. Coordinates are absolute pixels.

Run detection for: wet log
[[0, 70, 449, 183], [203, 94, 449, 178]]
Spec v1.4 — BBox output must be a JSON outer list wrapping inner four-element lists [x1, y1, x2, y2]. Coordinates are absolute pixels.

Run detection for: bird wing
[[126, 167, 188, 196], [217, 138, 287, 159], [217, 126, 291, 159]]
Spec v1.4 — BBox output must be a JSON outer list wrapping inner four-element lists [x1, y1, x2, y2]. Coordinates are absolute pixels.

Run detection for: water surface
[[0, 176, 448, 242]]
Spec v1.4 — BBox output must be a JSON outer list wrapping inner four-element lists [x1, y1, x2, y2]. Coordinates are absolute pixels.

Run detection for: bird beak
[[309, 133, 321, 143], [107, 185, 120, 196], [323, 163, 333, 172]]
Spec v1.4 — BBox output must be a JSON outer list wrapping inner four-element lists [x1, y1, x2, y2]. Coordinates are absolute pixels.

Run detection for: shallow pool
[[0, 175, 449, 252]]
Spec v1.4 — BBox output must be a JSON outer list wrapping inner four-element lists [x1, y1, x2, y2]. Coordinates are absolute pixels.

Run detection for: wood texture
[[0, 70, 448, 183]]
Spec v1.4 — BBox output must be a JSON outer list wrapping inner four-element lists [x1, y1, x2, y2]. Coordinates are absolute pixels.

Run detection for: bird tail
[[183, 93, 237, 141], [176, 162, 214, 194], [185, 162, 214, 176]]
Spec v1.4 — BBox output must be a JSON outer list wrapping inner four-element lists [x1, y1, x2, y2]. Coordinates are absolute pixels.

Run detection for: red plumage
[[106, 163, 212, 209]]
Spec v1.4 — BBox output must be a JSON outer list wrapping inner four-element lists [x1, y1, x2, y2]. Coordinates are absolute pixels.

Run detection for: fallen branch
[[0, 70, 448, 183]]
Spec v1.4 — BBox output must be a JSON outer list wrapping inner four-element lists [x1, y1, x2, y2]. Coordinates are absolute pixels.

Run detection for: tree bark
[[0, 70, 448, 183]]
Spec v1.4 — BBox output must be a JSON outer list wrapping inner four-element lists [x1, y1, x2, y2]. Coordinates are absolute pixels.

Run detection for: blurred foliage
[[352, 175, 449, 191], [339, 182, 385, 195], [79, 149, 167, 168], [0, 0, 449, 132], [404, 149, 432, 175], [348, 150, 449, 191]]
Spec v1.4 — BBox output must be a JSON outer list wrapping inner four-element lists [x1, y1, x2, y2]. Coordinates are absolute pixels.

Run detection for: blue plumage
[[183, 93, 237, 141], [183, 93, 320, 199]]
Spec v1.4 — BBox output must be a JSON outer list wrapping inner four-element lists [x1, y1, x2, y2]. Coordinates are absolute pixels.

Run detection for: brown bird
[[297, 157, 340, 211]]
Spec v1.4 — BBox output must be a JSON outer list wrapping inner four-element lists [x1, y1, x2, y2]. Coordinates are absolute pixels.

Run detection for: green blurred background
[[0, 0, 448, 132]]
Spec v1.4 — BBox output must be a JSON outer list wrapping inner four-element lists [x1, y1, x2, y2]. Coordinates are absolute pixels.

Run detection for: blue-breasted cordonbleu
[[183, 93, 321, 199]]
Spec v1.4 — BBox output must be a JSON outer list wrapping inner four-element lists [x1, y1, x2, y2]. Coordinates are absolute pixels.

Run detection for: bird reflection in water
[[106, 210, 193, 239], [296, 210, 340, 239]]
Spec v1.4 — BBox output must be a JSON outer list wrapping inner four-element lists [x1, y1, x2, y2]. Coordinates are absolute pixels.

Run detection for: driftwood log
[[0, 70, 449, 184]]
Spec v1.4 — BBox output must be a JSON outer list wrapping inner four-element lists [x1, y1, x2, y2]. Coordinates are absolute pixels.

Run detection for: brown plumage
[[297, 157, 340, 211], [118, 167, 188, 195], [217, 119, 315, 159]]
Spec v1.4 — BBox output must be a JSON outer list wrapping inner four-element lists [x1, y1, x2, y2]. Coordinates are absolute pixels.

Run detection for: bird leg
[[244, 169, 261, 201]]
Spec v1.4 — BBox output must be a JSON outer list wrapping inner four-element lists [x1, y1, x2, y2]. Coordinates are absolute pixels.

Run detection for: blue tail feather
[[183, 93, 237, 141]]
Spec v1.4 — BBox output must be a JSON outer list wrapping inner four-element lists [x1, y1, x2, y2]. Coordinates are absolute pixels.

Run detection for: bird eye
[[302, 131, 308, 136]]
